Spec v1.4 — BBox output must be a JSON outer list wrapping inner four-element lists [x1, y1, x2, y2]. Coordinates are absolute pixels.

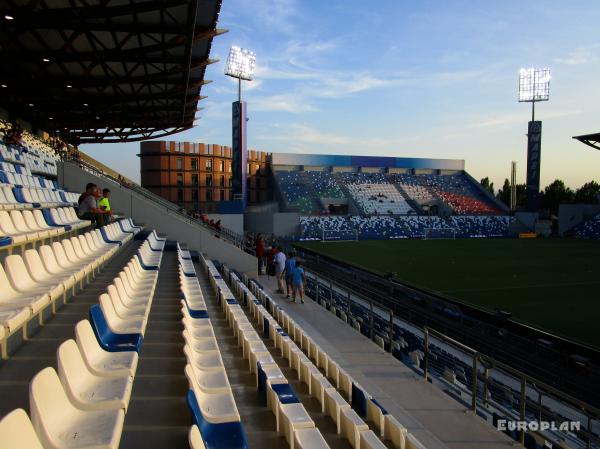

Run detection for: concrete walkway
[[257, 274, 519, 449]]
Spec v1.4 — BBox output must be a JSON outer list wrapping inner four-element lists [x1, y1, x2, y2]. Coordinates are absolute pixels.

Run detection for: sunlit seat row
[[202, 257, 331, 449], [177, 250, 249, 449], [0, 231, 163, 449]]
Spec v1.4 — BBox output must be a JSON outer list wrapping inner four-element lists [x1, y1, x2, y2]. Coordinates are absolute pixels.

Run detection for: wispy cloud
[[553, 46, 599, 66], [466, 109, 583, 129]]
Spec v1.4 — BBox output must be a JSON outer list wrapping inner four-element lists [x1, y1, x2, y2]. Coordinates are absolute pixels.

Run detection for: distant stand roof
[[0, 0, 226, 144], [573, 133, 600, 151]]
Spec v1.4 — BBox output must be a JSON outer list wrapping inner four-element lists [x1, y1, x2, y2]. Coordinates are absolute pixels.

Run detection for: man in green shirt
[[98, 188, 112, 224]]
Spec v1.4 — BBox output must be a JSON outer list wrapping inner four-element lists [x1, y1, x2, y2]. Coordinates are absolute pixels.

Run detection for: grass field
[[297, 238, 600, 348]]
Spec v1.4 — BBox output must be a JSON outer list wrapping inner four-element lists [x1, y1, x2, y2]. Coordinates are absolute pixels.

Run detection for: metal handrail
[[305, 267, 599, 449], [66, 156, 249, 249]]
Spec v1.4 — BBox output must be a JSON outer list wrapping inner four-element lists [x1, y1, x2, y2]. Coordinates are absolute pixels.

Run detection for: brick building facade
[[139, 140, 271, 213]]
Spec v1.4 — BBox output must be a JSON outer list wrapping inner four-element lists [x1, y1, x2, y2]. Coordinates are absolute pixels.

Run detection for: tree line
[[479, 178, 600, 215]]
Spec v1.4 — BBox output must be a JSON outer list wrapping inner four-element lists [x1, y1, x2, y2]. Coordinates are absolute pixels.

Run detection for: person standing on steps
[[291, 261, 306, 304], [283, 251, 297, 299], [274, 246, 286, 294]]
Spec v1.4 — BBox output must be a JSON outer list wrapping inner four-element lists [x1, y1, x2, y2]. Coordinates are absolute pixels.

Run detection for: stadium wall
[[58, 161, 258, 276], [245, 211, 300, 237], [559, 203, 600, 235]]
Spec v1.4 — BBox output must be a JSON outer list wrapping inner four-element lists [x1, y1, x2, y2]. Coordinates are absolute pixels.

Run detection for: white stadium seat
[[75, 320, 138, 378], [57, 339, 133, 411], [30, 367, 125, 449], [0, 408, 45, 449]]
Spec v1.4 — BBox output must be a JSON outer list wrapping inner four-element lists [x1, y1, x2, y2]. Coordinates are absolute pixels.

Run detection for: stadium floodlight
[[518, 68, 551, 103], [225, 46, 256, 101], [225, 46, 256, 81], [519, 67, 551, 122]]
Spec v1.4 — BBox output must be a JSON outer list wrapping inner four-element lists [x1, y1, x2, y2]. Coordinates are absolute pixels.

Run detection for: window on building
[[206, 189, 212, 201], [221, 190, 226, 201], [177, 189, 183, 203], [219, 161, 224, 172], [228, 163, 232, 173], [206, 158, 212, 171], [228, 177, 233, 187], [220, 175, 225, 187], [176, 158, 183, 170], [192, 190, 198, 202], [206, 174, 212, 187], [255, 163, 260, 174], [177, 173, 183, 186], [191, 174, 198, 186], [191, 158, 198, 170]]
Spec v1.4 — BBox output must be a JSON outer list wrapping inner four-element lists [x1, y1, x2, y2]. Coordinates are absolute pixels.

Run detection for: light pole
[[518, 68, 551, 213], [224, 46, 256, 210]]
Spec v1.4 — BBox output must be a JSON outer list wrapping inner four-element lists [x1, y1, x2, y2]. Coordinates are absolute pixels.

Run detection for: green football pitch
[[297, 238, 600, 348]]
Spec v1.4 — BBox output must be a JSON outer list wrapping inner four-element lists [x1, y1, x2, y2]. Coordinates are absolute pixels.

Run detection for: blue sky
[[82, 0, 600, 191]]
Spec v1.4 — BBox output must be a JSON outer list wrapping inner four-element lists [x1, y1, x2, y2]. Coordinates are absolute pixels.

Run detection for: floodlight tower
[[518, 68, 551, 212], [225, 46, 256, 211]]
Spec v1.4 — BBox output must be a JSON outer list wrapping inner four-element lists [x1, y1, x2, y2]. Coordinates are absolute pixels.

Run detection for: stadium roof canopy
[[0, 0, 225, 144], [573, 133, 600, 151]]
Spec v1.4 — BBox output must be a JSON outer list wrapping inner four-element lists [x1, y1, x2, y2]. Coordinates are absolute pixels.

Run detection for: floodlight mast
[[518, 67, 550, 213]]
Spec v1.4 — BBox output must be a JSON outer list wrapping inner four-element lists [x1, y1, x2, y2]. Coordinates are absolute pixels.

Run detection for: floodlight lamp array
[[225, 46, 256, 81], [518, 67, 551, 102]]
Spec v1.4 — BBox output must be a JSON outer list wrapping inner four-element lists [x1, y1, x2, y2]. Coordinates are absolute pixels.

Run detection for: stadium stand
[[390, 173, 503, 215], [572, 213, 600, 239], [275, 170, 322, 214], [300, 215, 514, 240], [302, 171, 345, 198], [337, 172, 415, 215]]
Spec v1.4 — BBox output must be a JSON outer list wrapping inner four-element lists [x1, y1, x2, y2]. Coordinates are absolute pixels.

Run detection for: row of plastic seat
[[13, 185, 76, 208], [1, 161, 32, 175], [202, 257, 331, 449], [222, 266, 426, 449], [0, 219, 140, 358], [0, 168, 59, 190], [0, 185, 75, 211], [0, 207, 90, 247], [0, 231, 162, 449], [176, 250, 249, 449]]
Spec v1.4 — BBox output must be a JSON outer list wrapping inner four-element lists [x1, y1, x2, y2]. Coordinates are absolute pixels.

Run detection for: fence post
[[347, 291, 351, 322], [389, 309, 394, 352], [519, 376, 526, 445], [483, 368, 489, 407], [369, 301, 374, 340], [423, 327, 429, 381], [329, 281, 333, 310], [471, 353, 478, 413], [588, 416, 592, 449]]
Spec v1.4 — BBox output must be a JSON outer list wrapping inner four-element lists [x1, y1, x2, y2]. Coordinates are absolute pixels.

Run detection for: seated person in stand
[[77, 185, 105, 228], [98, 188, 113, 223]]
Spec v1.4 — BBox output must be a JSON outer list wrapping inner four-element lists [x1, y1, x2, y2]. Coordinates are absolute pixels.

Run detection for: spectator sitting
[[98, 188, 113, 223], [77, 185, 105, 228], [78, 182, 96, 206]]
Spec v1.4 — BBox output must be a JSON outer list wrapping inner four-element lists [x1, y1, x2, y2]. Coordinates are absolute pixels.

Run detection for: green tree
[[540, 179, 574, 215], [496, 179, 510, 206], [574, 181, 600, 204], [497, 179, 527, 209], [480, 177, 494, 195]]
